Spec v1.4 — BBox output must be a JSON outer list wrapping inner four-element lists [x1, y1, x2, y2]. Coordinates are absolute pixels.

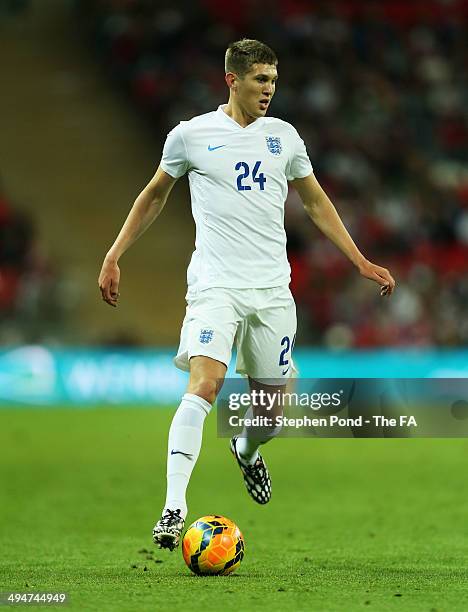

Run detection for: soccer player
[[98, 39, 395, 550]]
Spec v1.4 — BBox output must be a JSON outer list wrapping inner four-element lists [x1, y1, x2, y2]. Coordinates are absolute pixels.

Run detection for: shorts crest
[[266, 136, 282, 156], [199, 329, 214, 344]]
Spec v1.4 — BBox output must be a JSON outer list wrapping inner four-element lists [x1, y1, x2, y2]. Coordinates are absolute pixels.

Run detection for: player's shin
[[163, 393, 212, 518]]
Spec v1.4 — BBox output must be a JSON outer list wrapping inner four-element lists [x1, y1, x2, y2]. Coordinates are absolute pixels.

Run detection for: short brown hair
[[225, 39, 277, 77]]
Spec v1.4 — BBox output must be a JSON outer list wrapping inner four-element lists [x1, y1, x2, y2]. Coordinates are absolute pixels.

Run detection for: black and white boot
[[230, 436, 272, 504], [152, 509, 185, 551]]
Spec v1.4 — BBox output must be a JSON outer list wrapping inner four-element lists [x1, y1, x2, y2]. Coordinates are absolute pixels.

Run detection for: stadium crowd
[[0, 179, 67, 344], [77, 0, 468, 347]]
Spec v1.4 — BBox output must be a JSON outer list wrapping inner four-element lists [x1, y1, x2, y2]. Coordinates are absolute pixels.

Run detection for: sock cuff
[[182, 393, 212, 415]]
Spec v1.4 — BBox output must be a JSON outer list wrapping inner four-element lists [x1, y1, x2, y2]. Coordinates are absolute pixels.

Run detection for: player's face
[[236, 63, 278, 118]]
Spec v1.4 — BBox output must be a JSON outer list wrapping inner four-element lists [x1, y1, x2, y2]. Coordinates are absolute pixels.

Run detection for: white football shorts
[[174, 286, 297, 381]]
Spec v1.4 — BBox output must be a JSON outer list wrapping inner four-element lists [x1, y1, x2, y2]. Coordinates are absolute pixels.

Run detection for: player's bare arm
[[98, 166, 177, 307], [291, 173, 396, 297]]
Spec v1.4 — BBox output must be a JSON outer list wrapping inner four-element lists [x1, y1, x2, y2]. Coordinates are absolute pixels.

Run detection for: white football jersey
[[161, 104, 313, 296]]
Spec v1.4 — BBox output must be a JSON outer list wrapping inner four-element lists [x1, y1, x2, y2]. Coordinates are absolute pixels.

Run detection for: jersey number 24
[[235, 161, 266, 191]]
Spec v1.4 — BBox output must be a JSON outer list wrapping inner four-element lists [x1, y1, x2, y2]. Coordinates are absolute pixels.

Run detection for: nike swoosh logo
[[282, 366, 290, 375], [207, 144, 226, 151], [170, 450, 193, 460]]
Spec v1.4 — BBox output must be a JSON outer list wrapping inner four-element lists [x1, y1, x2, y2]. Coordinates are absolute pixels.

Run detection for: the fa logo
[[266, 136, 282, 156], [199, 329, 214, 344]]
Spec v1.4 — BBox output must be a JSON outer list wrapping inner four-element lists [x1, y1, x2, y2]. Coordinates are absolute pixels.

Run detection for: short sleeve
[[160, 124, 189, 178], [287, 129, 313, 181]]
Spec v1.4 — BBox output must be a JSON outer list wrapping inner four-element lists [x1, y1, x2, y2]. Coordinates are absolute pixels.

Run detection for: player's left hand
[[357, 259, 395, 297]]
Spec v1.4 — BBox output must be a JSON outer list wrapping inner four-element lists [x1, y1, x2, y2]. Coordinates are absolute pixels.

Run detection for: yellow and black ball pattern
[[182, 515, 245, 575]]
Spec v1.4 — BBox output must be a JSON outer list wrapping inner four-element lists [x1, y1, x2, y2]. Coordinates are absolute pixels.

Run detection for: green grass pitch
[[1, 408, 468, 611]]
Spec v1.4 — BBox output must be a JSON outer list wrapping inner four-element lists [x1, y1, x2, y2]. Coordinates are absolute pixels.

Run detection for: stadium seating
[[76, 0, 468, 348]]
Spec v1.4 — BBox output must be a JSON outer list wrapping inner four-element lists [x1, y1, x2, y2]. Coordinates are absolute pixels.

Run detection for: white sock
[[163, 393, 211, 519], [236, 435, 260, 465], [236, 406, 282, 465]]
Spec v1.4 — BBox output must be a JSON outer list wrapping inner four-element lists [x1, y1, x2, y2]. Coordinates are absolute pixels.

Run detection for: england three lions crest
[[266, 136, 282, 156], [199, 329, 214, 344]]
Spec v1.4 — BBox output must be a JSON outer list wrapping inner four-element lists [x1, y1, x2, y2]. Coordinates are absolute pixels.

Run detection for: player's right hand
[[98, 257, 120, 307]]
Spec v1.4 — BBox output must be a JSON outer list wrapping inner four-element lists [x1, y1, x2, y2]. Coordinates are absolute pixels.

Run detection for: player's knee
[[187, 378, 219, 405]]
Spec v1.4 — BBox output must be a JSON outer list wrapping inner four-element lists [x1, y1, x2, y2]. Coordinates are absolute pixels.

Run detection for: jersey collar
[[216, 104, 265, 131]]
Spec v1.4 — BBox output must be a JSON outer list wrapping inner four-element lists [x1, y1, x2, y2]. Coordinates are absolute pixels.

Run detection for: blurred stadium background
[[2, 3, 468, 610], [0, 0, 467, 402]]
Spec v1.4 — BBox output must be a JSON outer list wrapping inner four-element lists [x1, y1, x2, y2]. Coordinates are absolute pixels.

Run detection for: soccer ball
[[182, 515, 245, 576]]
